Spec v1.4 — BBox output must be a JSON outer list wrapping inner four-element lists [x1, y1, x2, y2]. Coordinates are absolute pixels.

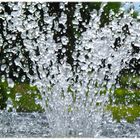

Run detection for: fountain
[[0, 2, 140, 137]]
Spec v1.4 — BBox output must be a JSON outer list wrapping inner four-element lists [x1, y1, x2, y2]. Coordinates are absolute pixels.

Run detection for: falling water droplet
[[61, 36, 69, 45], [7, 78, 14, 88]]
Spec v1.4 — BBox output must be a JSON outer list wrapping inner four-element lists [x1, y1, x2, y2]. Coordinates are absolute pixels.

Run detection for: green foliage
[[100, 2, 121, 27], [119, 74, 140, 89], [0, 79, 43, 112], [112, 88, 140, 105], [87, 2, 101, 12], [0, 80, 9, 109], [10, 83, 43, 112], [106, 105, 140, 123], [132, 11, 139, 19], [107, 73, 140, 123]]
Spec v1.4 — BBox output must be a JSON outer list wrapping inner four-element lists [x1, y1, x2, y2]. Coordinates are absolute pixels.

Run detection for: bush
[[0, 79, 43, 112]]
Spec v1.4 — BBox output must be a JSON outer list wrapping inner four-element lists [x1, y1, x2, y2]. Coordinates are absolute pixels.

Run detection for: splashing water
[[1, 2, 140, 137]]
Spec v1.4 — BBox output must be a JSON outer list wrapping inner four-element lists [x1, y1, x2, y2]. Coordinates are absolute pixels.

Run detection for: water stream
[[0, 2, 140, 137]]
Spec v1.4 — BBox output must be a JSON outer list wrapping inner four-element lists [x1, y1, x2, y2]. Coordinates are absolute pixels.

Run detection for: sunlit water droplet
[[15, 93, 22, 101], [61, 36, 69, 45], [7, 78, 14, 88]]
